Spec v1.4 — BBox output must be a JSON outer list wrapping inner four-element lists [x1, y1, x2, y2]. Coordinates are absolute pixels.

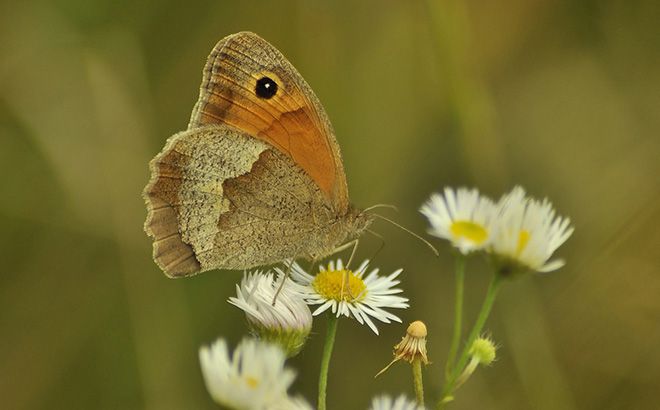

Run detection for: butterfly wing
[[187, 31, 349, 214], [143, 125, 339, 277]]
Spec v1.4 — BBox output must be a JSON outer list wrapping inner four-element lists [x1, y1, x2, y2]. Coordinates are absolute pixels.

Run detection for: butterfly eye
[[255, 76, 278, 99]]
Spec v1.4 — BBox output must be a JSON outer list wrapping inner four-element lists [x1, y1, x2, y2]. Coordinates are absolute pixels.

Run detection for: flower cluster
[[196, 184, 573, 409], [200, 259, 409, 408], [421, 186, 573, 276]]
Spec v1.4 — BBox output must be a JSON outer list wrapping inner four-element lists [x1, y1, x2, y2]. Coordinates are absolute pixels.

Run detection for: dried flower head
[[376, 320, 429, 377]]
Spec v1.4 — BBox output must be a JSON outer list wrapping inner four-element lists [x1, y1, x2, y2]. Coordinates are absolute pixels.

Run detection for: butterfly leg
[[272, 258, 296, 306], [328, 239, 359, 268], [346, 239, 359, 270], [339, 239, 359, 300]]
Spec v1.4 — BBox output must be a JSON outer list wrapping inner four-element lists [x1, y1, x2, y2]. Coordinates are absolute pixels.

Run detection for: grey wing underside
[[143, 124, 333, 277]]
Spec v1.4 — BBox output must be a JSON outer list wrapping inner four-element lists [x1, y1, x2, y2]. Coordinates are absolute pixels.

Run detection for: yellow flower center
[[245, 376, 259, 389], [516, 230, 531, 255], [450, 220, 488, 244], [312, 269, 367, 302]]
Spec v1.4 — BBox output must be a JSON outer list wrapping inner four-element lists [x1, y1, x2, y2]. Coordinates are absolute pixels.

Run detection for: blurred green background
[[2, 0, 659, 409]]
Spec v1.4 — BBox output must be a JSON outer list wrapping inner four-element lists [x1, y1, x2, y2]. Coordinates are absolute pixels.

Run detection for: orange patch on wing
[[198, 87, 337, 203]]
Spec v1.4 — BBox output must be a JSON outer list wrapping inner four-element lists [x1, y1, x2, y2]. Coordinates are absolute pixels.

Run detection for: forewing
[[188, 31, 349, 212]]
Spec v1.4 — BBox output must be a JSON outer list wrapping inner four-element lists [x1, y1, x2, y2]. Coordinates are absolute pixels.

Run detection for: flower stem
[[439, 274, 502, 409], [445, 254, 466, 377], [454, 357, 479, 390], [412, 357, 425, 406], [318, 314, 338, 410]]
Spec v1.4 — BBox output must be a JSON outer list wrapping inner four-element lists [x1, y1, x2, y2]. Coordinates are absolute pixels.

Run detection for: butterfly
[[143, 31, 373, 277]]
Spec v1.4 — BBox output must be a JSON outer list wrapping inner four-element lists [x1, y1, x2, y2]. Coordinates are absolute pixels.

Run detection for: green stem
[[318, 314, 338, 410], [439, 274, 502, 409], [445, 254, 466, 377], [412, 358, 425, 406]]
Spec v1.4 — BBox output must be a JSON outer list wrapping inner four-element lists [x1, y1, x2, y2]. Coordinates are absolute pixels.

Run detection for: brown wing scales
[[143, 125, 342, 276]]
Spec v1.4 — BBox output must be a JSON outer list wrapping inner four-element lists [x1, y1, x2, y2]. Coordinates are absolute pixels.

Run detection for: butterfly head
[[346, 206, 375, 239]]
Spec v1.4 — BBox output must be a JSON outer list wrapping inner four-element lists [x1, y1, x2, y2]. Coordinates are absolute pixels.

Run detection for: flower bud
[[455, 335, 498, 389], [469, 336, 497, 366]]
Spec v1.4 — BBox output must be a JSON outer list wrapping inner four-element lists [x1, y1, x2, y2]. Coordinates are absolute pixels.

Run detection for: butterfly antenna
[[363, 203, 399, 213], [370, 213, 439, 257]]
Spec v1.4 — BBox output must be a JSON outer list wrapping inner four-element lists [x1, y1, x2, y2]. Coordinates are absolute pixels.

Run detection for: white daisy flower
[[228, 271, 312, 356], [420, 187, 498, 254], [369, 394, 425, 410], [277, 396, 314, 410], [199, 338, 298, 410], [286, 259, 409, 335], [491, 186, 574, 274]]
